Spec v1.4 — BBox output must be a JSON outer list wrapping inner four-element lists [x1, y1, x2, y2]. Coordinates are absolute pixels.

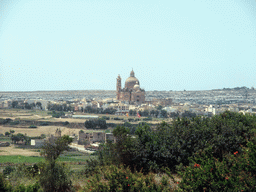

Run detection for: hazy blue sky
[[1, 0, 256, 91]]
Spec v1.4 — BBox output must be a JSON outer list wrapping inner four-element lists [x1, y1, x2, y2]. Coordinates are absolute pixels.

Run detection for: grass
[[0, 155, 44, 164], [59, 151, 95, 162], [58, 156, 88, 162], [0, 154, 92, 164]]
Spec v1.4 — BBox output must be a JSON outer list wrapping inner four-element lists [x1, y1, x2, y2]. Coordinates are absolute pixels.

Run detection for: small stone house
[[78, 132, 92, 145], [31, 139, 45, 147], [92, 132, 105, 143]]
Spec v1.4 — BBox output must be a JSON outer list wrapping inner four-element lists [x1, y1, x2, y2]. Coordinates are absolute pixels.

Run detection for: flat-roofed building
[[31, 139, 45, 147], [92, 132, 105, 143]]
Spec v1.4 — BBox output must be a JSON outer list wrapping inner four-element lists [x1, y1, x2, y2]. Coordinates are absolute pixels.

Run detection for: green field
[[0, 155, 44, 164], [0, 154, 92, 164]]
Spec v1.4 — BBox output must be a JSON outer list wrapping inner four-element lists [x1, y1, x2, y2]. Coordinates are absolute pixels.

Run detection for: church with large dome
[[116, 70, 145, 104]]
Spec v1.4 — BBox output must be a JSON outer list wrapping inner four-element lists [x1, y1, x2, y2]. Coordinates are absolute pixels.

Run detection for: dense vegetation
[[83, 106, 117, 115], [92, 111, 256, 191], [48, 110, 65, 118], [84, 119, 107, 129], [129, 109, 168, 118], [1, 111, 256, 191], [11, 101, 42, 110], [0, 118, 18, 125]]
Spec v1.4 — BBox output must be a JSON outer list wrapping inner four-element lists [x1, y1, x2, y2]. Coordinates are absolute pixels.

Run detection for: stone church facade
[[116, 70, 145, 104]]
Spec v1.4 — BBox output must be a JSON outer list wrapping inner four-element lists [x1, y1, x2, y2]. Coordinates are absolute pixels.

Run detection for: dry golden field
[[0, 126, 83, 137], [0, 108, 166, 139], [0, 145, 40, 156], [0, 109, 86, 137], [0, 109, 102, 156]]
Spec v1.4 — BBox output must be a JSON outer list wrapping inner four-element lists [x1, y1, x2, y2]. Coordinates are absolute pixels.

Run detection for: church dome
[[125, 70, 139, 89], [133, 81, 140, 90]]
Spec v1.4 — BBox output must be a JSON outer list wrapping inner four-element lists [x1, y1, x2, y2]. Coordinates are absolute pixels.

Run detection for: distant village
[[1, 86, 256, 119], [1, 71, 256, 153], [1, 72, 256, 122]]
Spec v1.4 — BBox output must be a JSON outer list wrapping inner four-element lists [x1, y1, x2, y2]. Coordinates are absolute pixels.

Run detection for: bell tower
[[116, 75, 121, 100]]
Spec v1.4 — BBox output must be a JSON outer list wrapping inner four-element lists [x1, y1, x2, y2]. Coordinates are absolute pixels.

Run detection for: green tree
[[36, 101, 42, 108], [30, 103, 36, 108], [97, 126, 136, 169], [129, 109, 134, 116], [155, 110, 159, 117], [40, 135, 73, 161], [169, 112, 179, 118], [112, 126, 136, 168], [141, 110, 149, 117], [10, 130, 15, 134], [39, 135, 73, 192], [39, 161, 72, 192], [160, 110, 168, 118], [24, 102, 31, 109], [150, 110, 155, 117], [5, 132, 10, 137], [156, 105, 163, 110], [11, 101, 18, 108], [85, 119, 107, 129]]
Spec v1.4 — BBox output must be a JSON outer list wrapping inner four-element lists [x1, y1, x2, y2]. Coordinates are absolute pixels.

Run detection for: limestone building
[[116, 70, 145, 104]]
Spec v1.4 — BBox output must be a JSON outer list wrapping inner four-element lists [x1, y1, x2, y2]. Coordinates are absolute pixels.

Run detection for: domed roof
[[125, 70, 139, 89], [125, 76, 139, 84], [133, 81, 140, 90]]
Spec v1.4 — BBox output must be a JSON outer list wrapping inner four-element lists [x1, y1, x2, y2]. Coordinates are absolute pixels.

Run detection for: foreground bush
[[96, 111, 256, 175], [0, 171, 41, 192], [3, 166, 15, 176], [39, 162, 73, 192], [0, 173, 11, 192], [12, 182, 41, 192], [39, 135, 73, 192], [133, 111, 255, 173], [178, 141, 256, 191], [84, 164, 176, 192]]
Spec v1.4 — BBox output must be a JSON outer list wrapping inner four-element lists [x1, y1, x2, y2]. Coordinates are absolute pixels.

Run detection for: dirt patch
[[0, 145, 40, 156], [0, 126, 84, 137]]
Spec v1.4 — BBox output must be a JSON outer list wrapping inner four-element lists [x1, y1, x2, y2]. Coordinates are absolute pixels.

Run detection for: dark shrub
[[101, 116, 110, 120], [142, 117, 152, 121], [40, 122, 49, 126], [0, 173, 12, 191], [107, 123, 116, 128], [62, 121, 69, 125], [128, 118, 134, 122], [3, 166, 15, 176], [85, 119, 107, 129]]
